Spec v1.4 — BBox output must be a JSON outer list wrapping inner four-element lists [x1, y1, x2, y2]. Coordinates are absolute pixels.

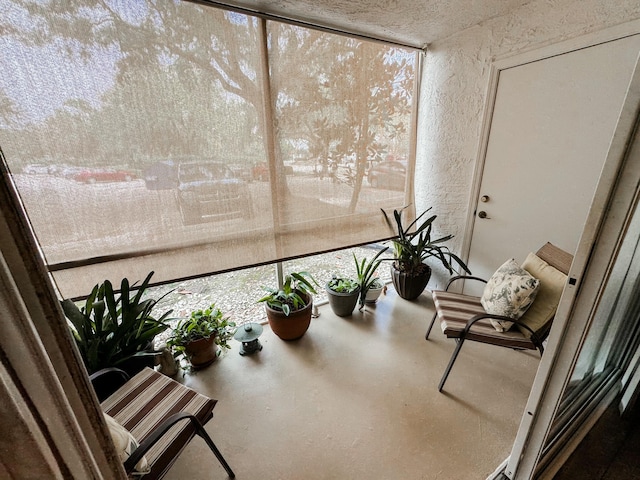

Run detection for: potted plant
[[383, 207, 471, 300], [166, 303, 236, 370], [365, 279, 386, 303], [353, 246, 389, 309], [326, 276, 360, 317], [258, 271, 318, 340], [62, 271, 175, 376]]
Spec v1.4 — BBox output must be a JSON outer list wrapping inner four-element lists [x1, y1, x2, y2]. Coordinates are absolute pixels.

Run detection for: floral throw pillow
[[481, 259, 541, 332]]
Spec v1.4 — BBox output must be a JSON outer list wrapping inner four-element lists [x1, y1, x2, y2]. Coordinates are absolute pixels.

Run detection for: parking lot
[[13, 171, 404, 267]]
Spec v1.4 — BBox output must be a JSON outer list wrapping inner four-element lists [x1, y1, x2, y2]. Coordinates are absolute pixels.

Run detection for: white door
[[465, 34, 640, 294]]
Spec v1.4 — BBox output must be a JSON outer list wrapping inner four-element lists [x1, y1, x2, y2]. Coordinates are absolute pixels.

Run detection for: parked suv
[[367, 160, 406, 190], [176, 161, 252, 225]]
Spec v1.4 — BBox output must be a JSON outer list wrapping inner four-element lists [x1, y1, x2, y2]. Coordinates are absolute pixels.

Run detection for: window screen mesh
[[0, 0, 417, 298]]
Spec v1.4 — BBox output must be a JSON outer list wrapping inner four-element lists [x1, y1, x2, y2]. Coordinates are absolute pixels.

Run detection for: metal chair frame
[[426, 276, 545, 392], [427, 242, 572, 392], [91, 368, 235, 479]]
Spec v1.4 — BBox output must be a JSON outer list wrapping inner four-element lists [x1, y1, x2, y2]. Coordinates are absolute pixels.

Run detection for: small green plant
[[62, 272, 174, 374], [383, 206, 471, 276], [327, 276, 359, 294], [258, 272, 318, 316], [166, 303, 236, 367], [354, 246, 390, 309]]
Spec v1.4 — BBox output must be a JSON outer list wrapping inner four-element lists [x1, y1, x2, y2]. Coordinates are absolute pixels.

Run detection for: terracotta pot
[[326, 284, 360, 317], [391, 263, 431, 300], [184, 335, 218, 368], [265, 293, 313, 340]]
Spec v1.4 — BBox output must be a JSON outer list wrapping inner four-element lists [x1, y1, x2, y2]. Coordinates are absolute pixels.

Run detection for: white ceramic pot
[[365, 283, 385, 303]]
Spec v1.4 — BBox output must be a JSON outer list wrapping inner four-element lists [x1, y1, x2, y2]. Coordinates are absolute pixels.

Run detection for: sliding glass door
[[535, 200, 640, 477]]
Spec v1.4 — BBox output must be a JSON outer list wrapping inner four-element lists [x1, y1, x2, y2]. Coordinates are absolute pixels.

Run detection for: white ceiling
[[212, 0, 533, 48]]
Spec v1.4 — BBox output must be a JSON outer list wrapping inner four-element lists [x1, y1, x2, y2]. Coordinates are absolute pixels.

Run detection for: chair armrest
[[89, 368, 130, 402], [123, 412, 204, 473], [462, 314, 544, 353], [445, 275, 487, 291]]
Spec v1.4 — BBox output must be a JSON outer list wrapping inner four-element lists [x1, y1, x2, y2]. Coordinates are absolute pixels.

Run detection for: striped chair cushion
[[102, 367, 216, 479], [432, 290, 537, 350]]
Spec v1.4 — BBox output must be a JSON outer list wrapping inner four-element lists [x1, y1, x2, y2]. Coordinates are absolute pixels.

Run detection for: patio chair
[[426, 242, 573, 392], [90, 367, 235, 479]]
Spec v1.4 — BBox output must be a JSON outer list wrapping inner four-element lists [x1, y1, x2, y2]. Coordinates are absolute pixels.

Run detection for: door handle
[[478, 211, 490, 219]]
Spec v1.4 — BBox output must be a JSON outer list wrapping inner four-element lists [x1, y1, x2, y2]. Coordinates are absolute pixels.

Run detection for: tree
[[269, 25, 415, 211], [1, 1, 265, 164], [1, 0, 415, 209]]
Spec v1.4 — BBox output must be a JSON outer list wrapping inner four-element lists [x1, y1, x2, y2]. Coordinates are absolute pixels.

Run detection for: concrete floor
[[164, 287, 540, 480]]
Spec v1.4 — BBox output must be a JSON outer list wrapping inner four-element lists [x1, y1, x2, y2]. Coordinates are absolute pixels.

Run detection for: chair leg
[[194, 424, 236, 478], [438, 337, 465, 392], [425, 312, 438, 340]]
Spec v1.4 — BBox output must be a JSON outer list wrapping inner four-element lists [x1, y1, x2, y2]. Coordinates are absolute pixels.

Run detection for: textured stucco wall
[[415, 0, 640, 289]]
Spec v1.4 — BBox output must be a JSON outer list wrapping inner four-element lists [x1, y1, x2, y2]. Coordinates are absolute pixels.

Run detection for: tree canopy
[[1, 0, 415, 210]]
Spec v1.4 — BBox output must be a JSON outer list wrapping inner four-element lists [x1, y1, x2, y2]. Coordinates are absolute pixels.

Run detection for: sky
[[0, 0, 130, 127], [0, 0, 415, 129]]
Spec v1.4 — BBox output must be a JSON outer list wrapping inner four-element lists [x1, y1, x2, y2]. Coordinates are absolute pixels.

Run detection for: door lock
[[478, 211, 490, 219]]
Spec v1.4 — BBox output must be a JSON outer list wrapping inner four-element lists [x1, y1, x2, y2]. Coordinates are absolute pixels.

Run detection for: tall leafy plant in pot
[[383, 207, 471, 300], [62, 272, 175, 375]]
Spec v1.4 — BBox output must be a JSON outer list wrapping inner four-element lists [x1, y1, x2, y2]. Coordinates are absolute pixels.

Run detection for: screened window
[[0, 0, 418, 298]]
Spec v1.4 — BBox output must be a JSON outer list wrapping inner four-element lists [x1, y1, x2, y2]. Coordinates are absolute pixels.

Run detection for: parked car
[[251, 163, 269, 181], [142, 161, 179, 190], [367, 160, 406, 190], [251, 162, 293, 181], [72, 168, 137, 184], [228, 164, 253, 182], [22, 164, 51, 175], [176, 161, 253, 225]]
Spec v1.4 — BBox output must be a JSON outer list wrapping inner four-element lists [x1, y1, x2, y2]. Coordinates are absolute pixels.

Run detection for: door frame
[[504, 47, 640, 479], [461, 19, 640, 268], [0, 154, 126, 478]]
